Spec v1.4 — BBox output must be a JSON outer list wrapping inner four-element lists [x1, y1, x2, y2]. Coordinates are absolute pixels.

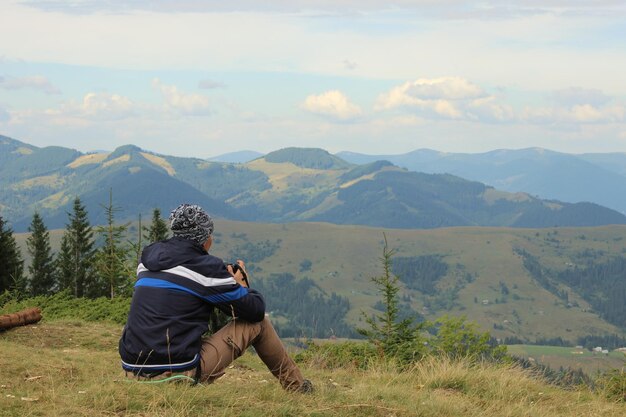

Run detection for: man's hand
[[227, 260, 249, 288]]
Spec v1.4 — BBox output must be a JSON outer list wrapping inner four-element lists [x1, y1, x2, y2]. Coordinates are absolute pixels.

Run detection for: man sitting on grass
[[119, 203, 312, 392]]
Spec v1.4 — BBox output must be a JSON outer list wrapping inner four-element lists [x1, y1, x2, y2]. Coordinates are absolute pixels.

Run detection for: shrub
[[428, 315, 508, 362], [295, 341, 378, 369], [597, 368, 626, 402], [0, 290, 130, 325]]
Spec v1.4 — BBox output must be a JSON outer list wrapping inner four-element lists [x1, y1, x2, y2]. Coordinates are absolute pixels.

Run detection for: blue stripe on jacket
[[135, 277, 249, 303]]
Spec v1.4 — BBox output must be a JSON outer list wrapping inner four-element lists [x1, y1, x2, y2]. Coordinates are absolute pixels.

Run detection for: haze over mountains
[[2, 134, 626, 232]]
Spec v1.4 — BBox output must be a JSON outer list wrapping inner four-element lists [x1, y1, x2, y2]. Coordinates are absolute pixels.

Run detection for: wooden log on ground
[[0, 307, 42, 330]]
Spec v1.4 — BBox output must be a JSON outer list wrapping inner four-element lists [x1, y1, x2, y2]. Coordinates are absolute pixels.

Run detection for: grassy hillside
[[201, 221, 626, 341], [15, 222, 626, 342], [0, 320, 624, 417]]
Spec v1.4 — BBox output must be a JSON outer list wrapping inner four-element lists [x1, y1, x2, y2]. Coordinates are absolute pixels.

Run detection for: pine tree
[[357, 234, 426, 365], [57, 197, 95, 297], [144, 208, 169, 244], [93, 189, 132, 298], [0, 216, 25, 295], [26, 212, 56, 296], [133, 213, 142, 265], [56, 232, 73, 292]]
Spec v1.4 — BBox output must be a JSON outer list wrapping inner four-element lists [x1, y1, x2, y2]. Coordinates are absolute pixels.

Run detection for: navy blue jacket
[[118, 237, 265, 374]]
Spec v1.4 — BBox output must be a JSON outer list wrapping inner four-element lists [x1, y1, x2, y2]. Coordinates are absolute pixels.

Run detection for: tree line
[[253, 273, 355, 338], [556, 257, 626, 328], [516, 247, 626, 328], [0, 193, 169, 299]]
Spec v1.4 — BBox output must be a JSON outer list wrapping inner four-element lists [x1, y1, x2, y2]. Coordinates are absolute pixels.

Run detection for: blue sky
[[1, 0, 625, 158]]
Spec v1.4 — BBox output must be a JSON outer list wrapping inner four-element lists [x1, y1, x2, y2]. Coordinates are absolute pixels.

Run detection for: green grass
[[1, 320, 625, 417]]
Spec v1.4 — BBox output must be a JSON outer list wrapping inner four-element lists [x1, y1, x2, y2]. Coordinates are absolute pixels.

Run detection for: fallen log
[[0, 307, 42, 330]]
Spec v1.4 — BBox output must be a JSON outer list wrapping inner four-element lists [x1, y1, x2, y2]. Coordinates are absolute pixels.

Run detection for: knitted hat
[[169, 203, 214, 245]]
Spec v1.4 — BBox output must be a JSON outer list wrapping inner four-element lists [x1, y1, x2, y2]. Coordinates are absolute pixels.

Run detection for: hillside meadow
[[13, 221, 626, 343], [1, 319, 625, 417]]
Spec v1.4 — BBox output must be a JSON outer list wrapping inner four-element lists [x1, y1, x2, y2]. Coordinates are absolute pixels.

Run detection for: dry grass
[[38, 190, 72, 209], [102, 154, 130, 168], [11, 174, 65, 190], [1, 320, 624, 417], [67, 153, 108, 169], [140, 153, 176, 176]]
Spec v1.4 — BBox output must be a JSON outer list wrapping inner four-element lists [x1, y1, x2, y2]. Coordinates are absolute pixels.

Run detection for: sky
[[1, 0, 625, 158]]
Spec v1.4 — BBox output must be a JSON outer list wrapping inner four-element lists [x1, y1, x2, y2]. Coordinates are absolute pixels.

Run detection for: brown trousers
[[124, 317, 304, 390], [199, 316, 304, 390]]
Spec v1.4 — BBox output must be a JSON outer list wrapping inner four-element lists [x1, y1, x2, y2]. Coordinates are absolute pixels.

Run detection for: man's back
[[119, 236, 261, 373]]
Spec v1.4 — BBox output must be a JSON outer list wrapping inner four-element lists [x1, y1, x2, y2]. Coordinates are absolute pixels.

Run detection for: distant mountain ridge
[[337, 148, 626, 214], [263, 147, 351, 170], [208, 150, 264, 164], [2, 134, 626, 231]]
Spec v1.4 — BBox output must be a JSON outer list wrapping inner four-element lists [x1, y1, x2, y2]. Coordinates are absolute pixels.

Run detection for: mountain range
[[336, 148, 626, 215], [213, 147, 626, 216], [2, 134, 626, 232]]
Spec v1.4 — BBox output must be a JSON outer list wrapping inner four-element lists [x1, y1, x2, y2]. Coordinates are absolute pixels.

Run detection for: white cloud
[[153, 78, 211, 116], [405, 77, 486, 100], [28, 92, 136, 125], [519, 106, 551, 124], [376, 77, 512, 122], [80, 92, 133, 119], [466, 96, 514, 123], [2, 1, 625, 96], [577, 104, 624, 123], [19, 1, 626, 18], [570, 104, 605, 123], [376, 78, 477, 118], [551, 87, 611, 107], [301, 90, 362, 121], [522, 103, 625, 124], [375, 83, 461, 119], [0, 75, 61, 94]]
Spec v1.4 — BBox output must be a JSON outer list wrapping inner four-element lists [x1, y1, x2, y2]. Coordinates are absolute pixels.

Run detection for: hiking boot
[[298, 379, 314, 394]]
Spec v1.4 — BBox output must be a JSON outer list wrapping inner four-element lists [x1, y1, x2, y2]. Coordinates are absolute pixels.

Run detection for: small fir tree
[[133, 213, 142, 265], [144, 208, 169, 244], [26, 212, 56, 296], [57, 197, 95, 297], [0, 216, 25, 295], [357, 234, 426, 364], [93, 189, 132, 298], [56, 232, 73, 292]]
